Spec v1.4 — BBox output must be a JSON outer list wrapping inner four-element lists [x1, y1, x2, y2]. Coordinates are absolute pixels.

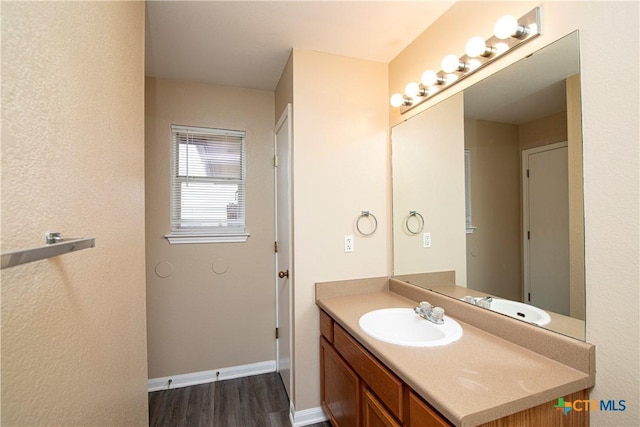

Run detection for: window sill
[[164, 232, 250, 244]]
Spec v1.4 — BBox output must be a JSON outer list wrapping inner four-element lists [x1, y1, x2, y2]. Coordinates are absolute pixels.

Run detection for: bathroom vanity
[[316, 277, 595, 427]]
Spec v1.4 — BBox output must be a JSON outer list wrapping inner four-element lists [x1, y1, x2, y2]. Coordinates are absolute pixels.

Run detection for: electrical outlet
[[423, 232, 431, 248], [344, 235, 354, 252]]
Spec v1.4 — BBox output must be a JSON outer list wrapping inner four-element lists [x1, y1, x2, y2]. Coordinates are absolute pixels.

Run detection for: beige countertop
[[316, 277, 594, 427]]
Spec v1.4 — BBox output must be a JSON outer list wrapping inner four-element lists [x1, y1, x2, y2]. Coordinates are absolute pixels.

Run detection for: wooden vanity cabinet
[[320, 310, 450, 427], [320, 309, 590, 427], [333, 323, 404, 421], [320, 336, 360, 427], [363, 387, 401, 427], [408, 391, 451, 427]]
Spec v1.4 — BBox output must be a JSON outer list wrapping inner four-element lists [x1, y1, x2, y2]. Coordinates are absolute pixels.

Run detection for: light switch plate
[[423, 232, 431, 248], [344, 235, 354, 252]]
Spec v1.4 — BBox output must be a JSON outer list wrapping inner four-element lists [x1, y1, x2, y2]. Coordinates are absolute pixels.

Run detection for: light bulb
[[465, 36, 489, 58], [390, 93, 406, 108], [404, 82, 421, 98], [494, 15, 519, 39], [421, 70, 439, 87], [445, 73, 458, 84], [441, 54, 463, 73]]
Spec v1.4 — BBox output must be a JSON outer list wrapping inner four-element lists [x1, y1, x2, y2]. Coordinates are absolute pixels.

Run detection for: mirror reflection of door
[[523, 142, 569, 315]]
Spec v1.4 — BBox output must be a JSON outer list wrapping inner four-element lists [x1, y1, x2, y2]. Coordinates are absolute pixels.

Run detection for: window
[[165, 125, 249, 244]]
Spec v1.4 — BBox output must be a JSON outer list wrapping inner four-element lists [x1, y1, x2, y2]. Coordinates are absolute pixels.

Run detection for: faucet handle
[[419, 301, 433, 310], [431, 307, 445, 322], [477, 299, 492, 309]]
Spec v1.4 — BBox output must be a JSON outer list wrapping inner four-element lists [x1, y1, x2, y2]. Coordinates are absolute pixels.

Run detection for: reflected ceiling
[[464, 34, 580, 124]]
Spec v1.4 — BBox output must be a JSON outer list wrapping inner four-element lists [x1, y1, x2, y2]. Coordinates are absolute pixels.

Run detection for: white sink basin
[[358, 308, 463, 347], [489, 299, 551, 326]]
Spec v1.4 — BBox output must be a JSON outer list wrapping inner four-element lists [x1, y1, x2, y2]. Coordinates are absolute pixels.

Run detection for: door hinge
[[274, 241, 278, 253], [275, 327, 279, 339], [528, 293, 531, 302], [274, 155, 278, 167], [526, 169, 530, 178], [527, 231, 530, 240]]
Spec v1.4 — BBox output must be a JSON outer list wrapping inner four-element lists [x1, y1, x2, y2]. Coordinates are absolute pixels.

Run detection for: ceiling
[[145, 1, 455, 91], [146, 2, 580, 125]]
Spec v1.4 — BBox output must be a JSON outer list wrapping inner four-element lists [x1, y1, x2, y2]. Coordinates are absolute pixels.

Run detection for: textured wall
[[145, 77, 276, 378], [1, 2, 147, 426], [291, 50, 389, 411], [392, 93, 466, 282], [464, 119, 521, 300]]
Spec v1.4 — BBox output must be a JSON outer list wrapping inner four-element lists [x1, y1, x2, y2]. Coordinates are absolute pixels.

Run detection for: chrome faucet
[[414, 301, 445, 325], [463, 295, 493, 309]]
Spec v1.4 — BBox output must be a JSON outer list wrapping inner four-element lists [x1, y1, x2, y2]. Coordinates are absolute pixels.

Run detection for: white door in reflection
[[523, 142, 569, 315]]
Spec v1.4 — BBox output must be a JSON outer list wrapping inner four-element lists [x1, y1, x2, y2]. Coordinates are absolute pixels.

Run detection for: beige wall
[[392, 93, 467, 283], [290, 49, 389, 411], [145, 77, 276, 378], [519, 110, 568, 150], [275, 51, 294, 121], [465, 111, 570, 303], [464, 119, 521, 301], [390, 2, 639, 425], [1, 2, 148, 426], [566, 74, 585, 321]]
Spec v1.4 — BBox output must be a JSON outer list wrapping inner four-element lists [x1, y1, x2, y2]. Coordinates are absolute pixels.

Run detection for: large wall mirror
[[392, 31, 585, 340]]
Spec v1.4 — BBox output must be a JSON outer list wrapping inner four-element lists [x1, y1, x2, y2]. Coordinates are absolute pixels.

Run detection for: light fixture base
[[399, 6, 541, 114]]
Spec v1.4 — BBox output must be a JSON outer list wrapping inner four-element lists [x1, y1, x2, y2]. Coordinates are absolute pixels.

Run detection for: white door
[[274, 104, 292, 399], [523, 142, 569, 315]]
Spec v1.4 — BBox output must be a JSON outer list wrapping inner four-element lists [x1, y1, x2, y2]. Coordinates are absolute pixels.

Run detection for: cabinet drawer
[[333, 323, 404, 421], [320, 310, 334, 342]]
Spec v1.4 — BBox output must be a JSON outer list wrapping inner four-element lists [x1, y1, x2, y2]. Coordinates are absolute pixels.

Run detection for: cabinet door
[[321, 337, 360, 427], [333, 324, 404, 420], [408, 391, 452, 427], [363, 387, 401, 427]]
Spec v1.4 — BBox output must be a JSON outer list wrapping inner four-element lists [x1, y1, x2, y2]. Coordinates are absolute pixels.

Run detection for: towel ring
[[356, 210, 378, 237], [405, 210, 424, 235]]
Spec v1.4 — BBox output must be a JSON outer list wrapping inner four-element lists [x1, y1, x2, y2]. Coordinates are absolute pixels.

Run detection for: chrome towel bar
[[1, 234, 95, 270]]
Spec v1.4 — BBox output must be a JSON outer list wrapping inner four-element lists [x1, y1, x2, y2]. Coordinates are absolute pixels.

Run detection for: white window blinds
[[169, 125, 247, 240]]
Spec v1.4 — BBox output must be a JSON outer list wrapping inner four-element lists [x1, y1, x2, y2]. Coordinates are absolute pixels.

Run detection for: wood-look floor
[[148, 372, 331, 427]]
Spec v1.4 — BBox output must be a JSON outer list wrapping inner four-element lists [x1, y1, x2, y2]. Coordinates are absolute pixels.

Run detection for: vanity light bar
[[392, 7, 541, 114]]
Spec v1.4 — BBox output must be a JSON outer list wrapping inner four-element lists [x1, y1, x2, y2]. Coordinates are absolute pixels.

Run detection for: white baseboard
[[147, 360, 276, 392], [289, 401, 328, 427]]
